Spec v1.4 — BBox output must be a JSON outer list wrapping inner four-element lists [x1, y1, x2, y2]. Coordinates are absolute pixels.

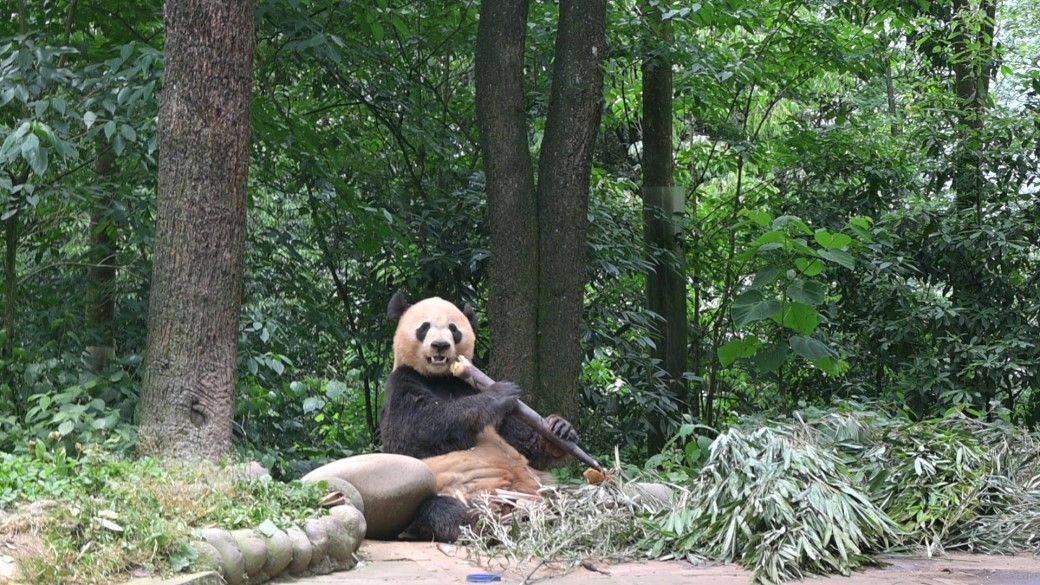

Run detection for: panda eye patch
[[449, 323, 462, 344], [416, 322, 431, 342]]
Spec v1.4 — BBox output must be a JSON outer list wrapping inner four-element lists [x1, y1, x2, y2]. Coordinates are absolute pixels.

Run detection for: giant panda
[[380, 291, 579, 542]]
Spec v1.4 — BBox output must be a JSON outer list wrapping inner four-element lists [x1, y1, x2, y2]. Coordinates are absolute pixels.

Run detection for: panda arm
[[497, 415, 563, 470], [382, 370, 510, 457]]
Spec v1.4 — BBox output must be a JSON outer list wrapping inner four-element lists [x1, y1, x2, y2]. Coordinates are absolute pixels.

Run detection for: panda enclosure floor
[[303, 540, 1040, 585]]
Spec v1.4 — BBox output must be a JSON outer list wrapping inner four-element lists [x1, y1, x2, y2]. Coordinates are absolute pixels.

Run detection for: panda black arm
[[380, 367, 519, 459], [497, 412, 579, 470]]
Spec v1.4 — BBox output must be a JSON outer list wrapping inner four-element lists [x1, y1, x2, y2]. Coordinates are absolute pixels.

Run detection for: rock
[[302, 454, 436, 539], [622, 482, 675, 511], [303, 518, 330, 573], [189, 541, 223, 572], [199, 528, 245, 585], [119, 571, 224, 585], [323, 517, 356, 566], [286, 526, 313, 575], [0, 554, 20, 583], [329, 504, 366, 541], [304, 476, 365, 514], [231, 529, 267, 579], [261, 526, 293, 577]]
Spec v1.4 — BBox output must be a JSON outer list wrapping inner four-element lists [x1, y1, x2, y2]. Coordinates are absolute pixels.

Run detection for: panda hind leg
[[402, 495, 473, 543]]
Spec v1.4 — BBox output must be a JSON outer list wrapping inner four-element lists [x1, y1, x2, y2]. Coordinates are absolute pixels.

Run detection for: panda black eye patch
[[416, 322, 431, 341], [448, 323, 462, 344]]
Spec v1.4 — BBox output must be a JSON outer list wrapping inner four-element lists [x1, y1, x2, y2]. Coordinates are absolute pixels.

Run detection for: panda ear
[[462, 303, 478, 331], [387, 290, 411, 320]]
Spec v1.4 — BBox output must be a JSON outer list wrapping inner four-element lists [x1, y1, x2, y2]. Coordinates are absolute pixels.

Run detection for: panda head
[[388, 291, 478, 377]]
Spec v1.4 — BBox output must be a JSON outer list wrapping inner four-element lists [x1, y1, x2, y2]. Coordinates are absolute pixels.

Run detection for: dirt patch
[[305, 541, 1040, 585]]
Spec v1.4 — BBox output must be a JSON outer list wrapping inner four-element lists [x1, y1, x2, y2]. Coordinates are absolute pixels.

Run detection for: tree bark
[[641, 0, 688, 451], [137, 0, 254, 460], [950, 0, 993, 215], [477, 0, 606, 424], [3, 212, 17, 416], [533, 0, 607, 422], [475, 0, 539, 395], [86, 144, 117, 371]]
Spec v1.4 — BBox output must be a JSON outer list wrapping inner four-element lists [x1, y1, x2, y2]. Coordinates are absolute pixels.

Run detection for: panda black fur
[[380, 291, 578, 542]]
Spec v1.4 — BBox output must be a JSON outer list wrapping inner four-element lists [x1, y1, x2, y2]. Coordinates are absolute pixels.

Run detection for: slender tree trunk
[[533, 0, 607, 422], [3, 213, 17, 415], [951, 0, 993, 216], [86, 145, 117, 371], [884, 51, 899, 137], [137, 0, 255, 460], [641, 0, 688, 451], [475, 0, 539, 395]]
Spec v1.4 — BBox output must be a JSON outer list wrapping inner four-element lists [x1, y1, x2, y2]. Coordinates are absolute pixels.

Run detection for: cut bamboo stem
[[451, 356, 605, 472]]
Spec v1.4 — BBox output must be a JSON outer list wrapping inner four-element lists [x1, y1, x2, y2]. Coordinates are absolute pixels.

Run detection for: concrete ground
[[305, 540, 1040, 585]]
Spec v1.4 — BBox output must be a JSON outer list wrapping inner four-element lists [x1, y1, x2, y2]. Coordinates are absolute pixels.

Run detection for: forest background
[[1, 0, 1038, 478]]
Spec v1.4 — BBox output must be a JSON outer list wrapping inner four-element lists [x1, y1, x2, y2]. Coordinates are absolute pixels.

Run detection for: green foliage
[[647, 426, 896, 584], [639, 406, 1040, 583], [719, 211, 867, 383], [0, 446, 327, 584], [0, 355, 138, 455]]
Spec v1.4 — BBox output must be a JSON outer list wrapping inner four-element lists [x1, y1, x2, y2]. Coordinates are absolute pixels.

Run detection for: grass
[[0, 444, 328, 584]]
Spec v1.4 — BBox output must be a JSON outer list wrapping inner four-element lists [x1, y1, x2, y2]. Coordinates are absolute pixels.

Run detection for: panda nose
[[431, 340, 451, 353]]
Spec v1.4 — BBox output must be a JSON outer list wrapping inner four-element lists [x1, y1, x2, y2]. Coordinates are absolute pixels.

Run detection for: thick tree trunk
[[86, 145, 117, 371], [475, 0, 539, 394], [477, 0, 606, 424], [533, 0, 607, 422], [137, 0, 254, 460], [641, 0, 688, 451]]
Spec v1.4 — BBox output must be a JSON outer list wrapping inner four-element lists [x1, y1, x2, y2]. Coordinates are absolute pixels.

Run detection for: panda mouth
[[426, 355, 450, 366]]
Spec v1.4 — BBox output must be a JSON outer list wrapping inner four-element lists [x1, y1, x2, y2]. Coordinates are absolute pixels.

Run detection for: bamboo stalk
[[451, 356, 605, 472]]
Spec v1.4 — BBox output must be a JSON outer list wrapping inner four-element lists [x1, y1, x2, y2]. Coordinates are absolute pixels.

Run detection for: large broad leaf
[[772, 215, 813, 235], [814, 229, 852, 250], [813, 356, 849, 376], [718, 338, 760, 366], [786, 279, 825, 305], [795, 257, 825, 277], [750, 267, 781, 290], [21, 134, 47, 176], [732, 290, 782, 328], [748, 230, 787, 250], [789, 335, 837, 361], [818, 248, 855, 269], [779, 303, 819, 335], [753, 342, 788, 373], [744, 209, 772, 227]]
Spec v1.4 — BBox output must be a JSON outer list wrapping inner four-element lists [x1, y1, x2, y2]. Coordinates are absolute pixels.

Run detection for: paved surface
[[304, 540, 1040, 584]]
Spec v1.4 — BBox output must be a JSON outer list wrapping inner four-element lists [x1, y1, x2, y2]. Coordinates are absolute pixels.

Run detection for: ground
[[303, 541, 1040, 585]]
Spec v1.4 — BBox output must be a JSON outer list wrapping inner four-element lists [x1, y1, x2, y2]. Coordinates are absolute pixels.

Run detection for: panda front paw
[[545, 414, 579, 443], [488, 381, 521, 417]]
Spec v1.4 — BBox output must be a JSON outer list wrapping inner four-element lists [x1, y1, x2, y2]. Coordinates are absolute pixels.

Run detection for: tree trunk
[[950, 0, 993, 215], [477, 0, 606, 424], [86, 145, 117, 371], [475, 0, 539, 394], [137, 0, 254, 460], [3, 213, 17, 416], [641, 0, 688, 451], [532, 0, 607, 423]]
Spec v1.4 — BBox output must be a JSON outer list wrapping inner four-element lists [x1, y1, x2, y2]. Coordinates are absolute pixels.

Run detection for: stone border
[[188, 503, 366, 585]]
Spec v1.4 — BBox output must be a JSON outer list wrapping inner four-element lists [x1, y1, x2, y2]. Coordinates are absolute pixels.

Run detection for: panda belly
[[422, 426, 553, 503]]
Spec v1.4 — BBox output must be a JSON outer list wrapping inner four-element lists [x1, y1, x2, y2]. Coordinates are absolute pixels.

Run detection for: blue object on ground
[[466, 574, 502, 582]]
